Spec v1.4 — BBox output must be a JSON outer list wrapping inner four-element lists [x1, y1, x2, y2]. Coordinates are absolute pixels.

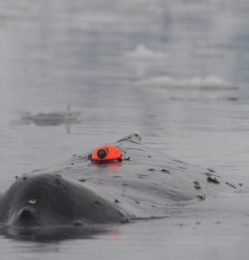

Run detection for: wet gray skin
[[0, 174, 126, 227], [0, 133, 237, 240]]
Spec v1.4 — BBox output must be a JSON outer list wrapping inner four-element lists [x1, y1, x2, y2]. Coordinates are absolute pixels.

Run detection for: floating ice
[[137, 75, 237, 90], [124, 45, 169, 60]]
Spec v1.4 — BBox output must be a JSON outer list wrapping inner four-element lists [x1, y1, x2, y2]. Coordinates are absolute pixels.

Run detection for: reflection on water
[[1, 224, 110, 242], [0, 0, 249, 259]]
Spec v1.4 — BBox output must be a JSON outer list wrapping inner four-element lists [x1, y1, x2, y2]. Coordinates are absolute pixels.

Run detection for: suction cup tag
[[89, 144, 124, 162]]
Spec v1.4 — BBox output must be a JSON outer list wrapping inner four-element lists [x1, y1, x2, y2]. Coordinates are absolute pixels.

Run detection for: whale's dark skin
[[0, 133, 239, 240], [0, 174, 126, 226], [0, 174, 128, 240]]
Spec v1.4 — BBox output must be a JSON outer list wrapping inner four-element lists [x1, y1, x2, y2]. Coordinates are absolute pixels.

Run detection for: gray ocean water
[[0, 0, 249, 259]]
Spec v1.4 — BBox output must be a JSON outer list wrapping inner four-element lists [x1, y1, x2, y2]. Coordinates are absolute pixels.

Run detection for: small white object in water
[[28, 199, 37, 205]]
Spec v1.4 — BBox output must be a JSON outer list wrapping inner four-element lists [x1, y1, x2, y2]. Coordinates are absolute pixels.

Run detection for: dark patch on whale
[[0, 173, 128, 240]]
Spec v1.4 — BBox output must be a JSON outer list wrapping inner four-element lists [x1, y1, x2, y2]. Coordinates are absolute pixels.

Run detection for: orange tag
[[90, 144, 124, 162]]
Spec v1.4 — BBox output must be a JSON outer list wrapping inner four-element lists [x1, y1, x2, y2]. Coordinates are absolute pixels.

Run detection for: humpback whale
[[0, 133, 238, 240]]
